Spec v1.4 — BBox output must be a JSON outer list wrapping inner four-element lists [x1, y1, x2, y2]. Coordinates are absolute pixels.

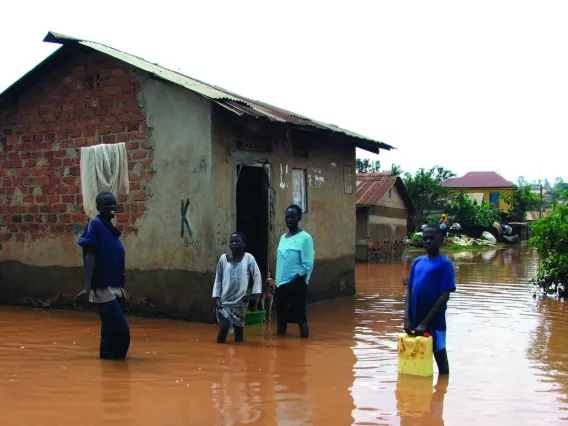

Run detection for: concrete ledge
[[0, 255, 356, 323]]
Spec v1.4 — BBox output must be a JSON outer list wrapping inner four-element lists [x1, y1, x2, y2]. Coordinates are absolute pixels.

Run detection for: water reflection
[[395, 375, 448, 426], [0, 245, 567, 425], [528, 297, 568, 417]]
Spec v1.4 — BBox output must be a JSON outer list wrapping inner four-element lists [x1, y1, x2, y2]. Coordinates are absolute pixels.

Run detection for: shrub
[[529, 191, 568, 297]]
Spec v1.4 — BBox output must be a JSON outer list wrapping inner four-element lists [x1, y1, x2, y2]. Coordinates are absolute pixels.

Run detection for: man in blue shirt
[[404, 225, 456, 375], [74, 192, 130, 360]]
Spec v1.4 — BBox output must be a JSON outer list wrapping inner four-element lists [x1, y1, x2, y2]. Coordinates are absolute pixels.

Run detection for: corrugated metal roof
[[442, 171, 513, 188], [356, 173, 398, 205], [35, 31, 394, 153]]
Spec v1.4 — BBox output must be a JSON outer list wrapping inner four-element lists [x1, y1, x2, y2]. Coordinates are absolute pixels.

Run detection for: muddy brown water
[[1, 245, 567, 425]]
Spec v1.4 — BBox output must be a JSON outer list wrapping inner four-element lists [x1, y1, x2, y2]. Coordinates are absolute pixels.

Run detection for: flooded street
[[1, 245, 567, 425]]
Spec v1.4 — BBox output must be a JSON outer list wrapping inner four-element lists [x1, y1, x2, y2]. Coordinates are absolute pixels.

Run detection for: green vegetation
[[503, 184, 540, 222], [446, 193, 502, 227], [529, 190, 568, 297], [406, 242, 504, 254], [403, 166, 455, 230], [355, 158, 381, 173]]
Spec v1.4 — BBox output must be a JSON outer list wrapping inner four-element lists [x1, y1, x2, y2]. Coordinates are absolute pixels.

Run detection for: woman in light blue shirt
[[275, 204, 315, 338]]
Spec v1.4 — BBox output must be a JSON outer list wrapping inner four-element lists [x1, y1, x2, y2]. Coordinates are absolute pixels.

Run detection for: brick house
[[0, 32, 393, 322], [355, 173, 414, 261]]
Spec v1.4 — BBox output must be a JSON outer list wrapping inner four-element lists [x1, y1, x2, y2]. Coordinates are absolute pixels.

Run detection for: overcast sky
[[2, 1, 566, 184]]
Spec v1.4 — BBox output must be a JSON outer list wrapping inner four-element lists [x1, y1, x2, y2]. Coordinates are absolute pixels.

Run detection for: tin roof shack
[[355, 173, 414, 261], [0, 32, 393, 322]]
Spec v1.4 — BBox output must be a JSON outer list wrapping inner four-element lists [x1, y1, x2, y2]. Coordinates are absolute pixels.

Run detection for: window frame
[[292, 168, 308, 213], [489, 191, 500, 207]]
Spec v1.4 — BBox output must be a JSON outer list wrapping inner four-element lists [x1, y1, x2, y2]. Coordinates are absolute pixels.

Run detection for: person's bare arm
[[74, 252, 95, 307], [415, 291, 451, 335], [404, 288, 413, 334], [83, 253, 95, 292]]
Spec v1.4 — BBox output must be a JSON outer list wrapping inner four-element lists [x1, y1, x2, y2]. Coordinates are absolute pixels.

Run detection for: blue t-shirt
[[77, 217, 126, 290], [407, 255, 456, 331]]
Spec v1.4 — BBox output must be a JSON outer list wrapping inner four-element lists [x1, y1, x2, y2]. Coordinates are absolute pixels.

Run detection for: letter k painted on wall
[[181, 199, 193, 238]]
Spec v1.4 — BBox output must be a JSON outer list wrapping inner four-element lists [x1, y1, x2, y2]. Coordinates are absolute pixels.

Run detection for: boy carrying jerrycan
[[401, 225, 456, 376]]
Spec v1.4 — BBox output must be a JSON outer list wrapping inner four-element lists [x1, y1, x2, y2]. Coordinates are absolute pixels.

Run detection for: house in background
[[0, 31, 394, 322], [355, 173, 414, 261], [441, 171, 514, 212]]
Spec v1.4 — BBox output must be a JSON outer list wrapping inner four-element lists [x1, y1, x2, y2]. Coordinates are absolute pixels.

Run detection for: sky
[[1, 0, 567, 184]]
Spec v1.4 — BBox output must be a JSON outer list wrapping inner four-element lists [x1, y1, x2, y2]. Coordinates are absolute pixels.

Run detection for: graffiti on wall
[[181, 198, 193, 239]]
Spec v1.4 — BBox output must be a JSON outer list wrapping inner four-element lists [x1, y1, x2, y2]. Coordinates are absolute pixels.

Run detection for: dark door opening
[[236, 165, 269, 281]]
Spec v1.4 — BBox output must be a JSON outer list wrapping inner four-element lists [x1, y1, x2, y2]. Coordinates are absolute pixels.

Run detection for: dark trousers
[[217, 312, 244, 344], [275, 278, 309, 338], [98, 298, 131, 360]]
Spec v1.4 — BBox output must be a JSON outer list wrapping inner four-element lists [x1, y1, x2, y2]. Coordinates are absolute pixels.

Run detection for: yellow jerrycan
[[397, 332, 434, 377]]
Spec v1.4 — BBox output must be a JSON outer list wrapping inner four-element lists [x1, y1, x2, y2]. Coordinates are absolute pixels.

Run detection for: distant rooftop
[[442, 171, 513, 189], [356, 173, 414, 212]]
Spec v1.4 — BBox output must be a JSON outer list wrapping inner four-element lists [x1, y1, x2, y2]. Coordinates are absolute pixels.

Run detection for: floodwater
[[1, 245, 567, 426]]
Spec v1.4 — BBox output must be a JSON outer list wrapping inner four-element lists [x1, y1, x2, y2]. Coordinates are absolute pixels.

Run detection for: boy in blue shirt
[[404, 225, 456, 375], [74, 192, 130, 360]]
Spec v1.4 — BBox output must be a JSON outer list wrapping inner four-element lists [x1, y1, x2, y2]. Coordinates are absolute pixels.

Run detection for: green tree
[[503, 184, 541, 222], [390, 164, 403, 176], [529, 190, 568, 297], [403, 166, 455, 230], [446, 193, 501, 227], [356, 158, 381, 173], [550, 178, 567, 203]]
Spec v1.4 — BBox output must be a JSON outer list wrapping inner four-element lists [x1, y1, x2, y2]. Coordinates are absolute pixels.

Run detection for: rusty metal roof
[[356, 172, 414, 213], [356, 173, 397, 205], [9, 31, 393, 154]]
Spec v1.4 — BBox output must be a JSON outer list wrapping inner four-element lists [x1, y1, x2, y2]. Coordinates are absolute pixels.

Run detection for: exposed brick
[[110, 123, 125, 133], [131, 150, 146, 160], [68, 185, 80, 194], [116, 214, 129, 223], [1, 51, 151, 241]]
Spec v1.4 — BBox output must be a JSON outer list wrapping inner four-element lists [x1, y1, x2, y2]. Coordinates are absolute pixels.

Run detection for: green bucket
[[245, 310, 266, 326]]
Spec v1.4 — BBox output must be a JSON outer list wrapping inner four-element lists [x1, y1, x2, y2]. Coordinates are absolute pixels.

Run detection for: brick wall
[[0, 49, 153, 245]]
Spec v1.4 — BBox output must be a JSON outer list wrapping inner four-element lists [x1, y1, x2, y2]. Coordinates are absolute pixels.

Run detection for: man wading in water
[[74, 192, 131, 360], [404, 225, 456, 375]]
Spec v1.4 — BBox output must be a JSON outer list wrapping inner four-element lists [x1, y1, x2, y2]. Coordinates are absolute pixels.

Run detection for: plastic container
[[245, 310, 266, 326], [397, 332, 434, 377]]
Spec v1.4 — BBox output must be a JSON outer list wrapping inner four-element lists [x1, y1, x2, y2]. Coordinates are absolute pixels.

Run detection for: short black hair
[[231, 231, 247, 245], [423, 224, 443, 236], [96, 192, 115, 208], [286, 204, 302, 218]]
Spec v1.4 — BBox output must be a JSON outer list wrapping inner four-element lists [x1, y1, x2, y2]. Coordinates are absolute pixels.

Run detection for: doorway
[[236, 164, 270, 281]]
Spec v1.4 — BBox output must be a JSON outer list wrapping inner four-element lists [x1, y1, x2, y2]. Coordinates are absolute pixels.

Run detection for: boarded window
[[292, 168, 308, 213], [344, 166, 353, 194]]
